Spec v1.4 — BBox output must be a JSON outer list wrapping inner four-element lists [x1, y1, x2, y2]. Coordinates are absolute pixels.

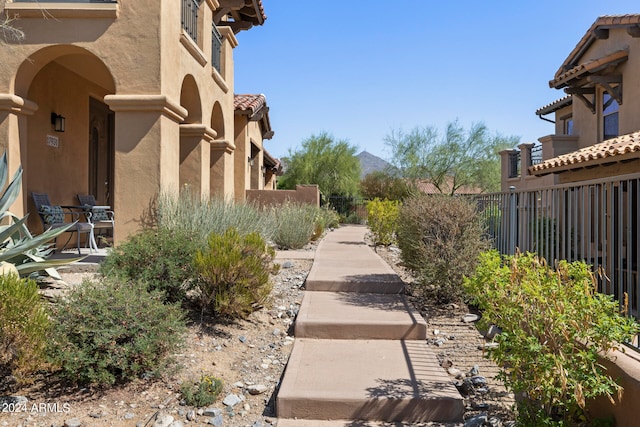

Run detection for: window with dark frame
[[603, 92, 619, 141]]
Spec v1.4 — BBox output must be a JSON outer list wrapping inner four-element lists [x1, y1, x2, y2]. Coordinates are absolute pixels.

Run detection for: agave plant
[[0, 152, 80, 279]]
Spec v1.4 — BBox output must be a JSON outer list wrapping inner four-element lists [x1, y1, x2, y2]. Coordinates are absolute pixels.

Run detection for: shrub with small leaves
[[464, 250, 640, 426], [48, 277, 186, 386], [99, 227, 201, 303], [0, 274, 50, 383], [194, 228, 278, 320], [366, 198, 400, 246], [271, 203, 317, 249], [397, 194, 488, 304], [180, 373, 223, 407]]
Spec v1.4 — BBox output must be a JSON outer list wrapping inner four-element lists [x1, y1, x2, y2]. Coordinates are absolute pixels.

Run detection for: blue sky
[[234, 1, 639, 162]]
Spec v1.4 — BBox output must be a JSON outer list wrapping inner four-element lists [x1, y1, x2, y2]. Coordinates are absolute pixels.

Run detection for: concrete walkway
[[277, 225, 464, 425]]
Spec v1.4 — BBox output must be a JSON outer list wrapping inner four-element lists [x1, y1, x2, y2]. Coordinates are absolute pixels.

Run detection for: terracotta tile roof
[[529, 130, 640, 174], [536, 95, 572, 116], [553, 14, 640, 83], [550, 49, 628, 89], [234, 94, 266, 115]]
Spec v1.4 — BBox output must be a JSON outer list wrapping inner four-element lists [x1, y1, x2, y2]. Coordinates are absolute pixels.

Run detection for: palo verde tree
[[384, 120, 517, 194], [278, 132, 361, 198]]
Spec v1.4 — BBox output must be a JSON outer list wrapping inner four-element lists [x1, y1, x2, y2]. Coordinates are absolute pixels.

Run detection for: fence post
[[509, 186, 517, 254]]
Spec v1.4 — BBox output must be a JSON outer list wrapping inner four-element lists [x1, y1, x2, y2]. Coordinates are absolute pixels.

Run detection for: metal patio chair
[[77, 194, 115, 244], [32, 192, 96, 255]]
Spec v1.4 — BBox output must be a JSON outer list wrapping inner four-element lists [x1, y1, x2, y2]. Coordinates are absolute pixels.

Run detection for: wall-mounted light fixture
[[248, 156, 254, 167], [51, 113, 65, 132]]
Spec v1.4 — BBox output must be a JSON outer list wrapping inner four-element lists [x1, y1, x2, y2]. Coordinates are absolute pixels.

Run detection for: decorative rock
[[186, 409, 197, 421], [202, 407, 222, 417], [470, 376, 487, 387], [272, 328, 281, 336], [471, 402, 490, 410], [464, 413, 488, 427], [222, 393, 242, 407], [469, 364, 480, 376], [232, 381, 244, 388], [485, 325, 502, 339], [239, 336, 247, 343], [479, 342, 499, 350], [252, 422, 265, 427], [64, 419, 82, 427], [153, 412, 174, 427], [247, 384, 268, 395], [281, 261, 295, 268], [169, 421, 184, 427], [447, 367, 464, 379], [208, 414, 224, 426], [487, 416, 502, 427], [462, 313, 481, 323], [440, 358, 453, 368], [124, 413, 135, 420]]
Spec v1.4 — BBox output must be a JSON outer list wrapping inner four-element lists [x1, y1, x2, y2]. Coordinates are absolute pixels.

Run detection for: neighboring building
[[233, 93, 281, 195], [501, 14, 640, 191], [0, 0, 278, 243]]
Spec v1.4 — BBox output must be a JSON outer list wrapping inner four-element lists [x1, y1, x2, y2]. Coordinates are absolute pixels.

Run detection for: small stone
[[434, 338, 445, 346], [440, 358, 453, 368], [272, 328, 281, 336], [479, 342, 499, 350], [239, 335, 247, 343], [447, 368, 464, 379], [469, 365, 480, 376], [433, 329, 440, 335], [470, 376, 486, 387], [232, 381, 244, 388], [281, 261, 295, 268], [124, 413, 135, 420], [462, 313, 481, 323], [222, 393, 242, 407], [464, 413, 488, 427], [153, 412, 174, 427], [472, 402, 490, 410], [487, 416, 502, 427], [186, 409, 197, 421], [202, 407, 222, 417], [247, 384, 268, 395], [64, 419, 82, 427], [169, 421, 184, 427], [485, 325, 502, 339], [208, 414, 224, 426]]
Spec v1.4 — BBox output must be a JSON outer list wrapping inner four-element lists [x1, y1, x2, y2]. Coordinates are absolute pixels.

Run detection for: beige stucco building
[[501, 14, 640, 191], [0, 0, 281, 243]]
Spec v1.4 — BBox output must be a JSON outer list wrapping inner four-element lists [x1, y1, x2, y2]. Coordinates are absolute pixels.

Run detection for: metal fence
[[476, 174, 640, 341], [211, 23, 223, 73], [181, 0, 199, 42]]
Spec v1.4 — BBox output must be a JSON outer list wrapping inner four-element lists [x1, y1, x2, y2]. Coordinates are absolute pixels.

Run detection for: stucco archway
[[16, 45, 116, 235]]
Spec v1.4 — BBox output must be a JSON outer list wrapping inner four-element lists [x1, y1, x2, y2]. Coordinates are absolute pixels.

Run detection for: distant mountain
[[357, 151, 394, 178]]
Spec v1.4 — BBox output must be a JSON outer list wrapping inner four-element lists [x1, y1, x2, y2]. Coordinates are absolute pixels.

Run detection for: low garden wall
[[246, 184, 320, 209]]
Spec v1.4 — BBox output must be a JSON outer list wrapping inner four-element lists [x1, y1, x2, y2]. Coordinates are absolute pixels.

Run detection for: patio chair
[[77, 194, 114, 244], [32, 192, 96, 255]]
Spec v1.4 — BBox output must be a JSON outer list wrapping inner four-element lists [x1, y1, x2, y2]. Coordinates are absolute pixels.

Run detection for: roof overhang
[[535, 95, 573, 119], [529, 130, 640, 176], [214, 0, 266, 33], [234, 94, 274, 140]]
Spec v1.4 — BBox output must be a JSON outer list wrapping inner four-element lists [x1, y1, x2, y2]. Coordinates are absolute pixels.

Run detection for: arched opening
[[17, 45, 116, 235]]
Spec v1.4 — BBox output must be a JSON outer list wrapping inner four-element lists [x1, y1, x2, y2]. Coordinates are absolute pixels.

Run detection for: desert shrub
[[99, 227, 201, 303], [360, 170, 414, 201], [464, 251, 640, 426], [271, 203, 317, 249], [366, 198, 400, 246], [180, 373, 223, 407], [194, 228, 278, 320], [0, 274, 50, 383], [157, 191, 276, 243], [48, 277, 186, 386], [396, 194, 488, 303], [317, 206, 340, 230]]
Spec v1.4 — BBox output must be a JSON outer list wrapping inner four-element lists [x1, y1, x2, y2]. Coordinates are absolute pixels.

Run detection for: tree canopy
[[278, 132, 361, 198], [384, 121, 518, 194]]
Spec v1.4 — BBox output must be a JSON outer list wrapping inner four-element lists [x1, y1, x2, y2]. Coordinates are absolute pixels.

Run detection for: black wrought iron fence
[[476, 174, 640, 349], [181, 0, 199, 42]]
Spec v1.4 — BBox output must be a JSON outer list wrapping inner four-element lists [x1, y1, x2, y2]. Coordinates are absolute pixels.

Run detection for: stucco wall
[[246, 185, 320, 209]]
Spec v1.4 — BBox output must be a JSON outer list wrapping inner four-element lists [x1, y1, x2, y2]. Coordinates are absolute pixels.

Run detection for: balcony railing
[[181, 0, 199, 43], [508, 151, 520, 178], [530, 144, 543, 166], [212, 23, 222, 73]]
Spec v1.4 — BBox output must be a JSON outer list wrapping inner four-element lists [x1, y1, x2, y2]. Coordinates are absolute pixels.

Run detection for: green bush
[[194, 228, 278, 320], [396, 195, 488, 304], [99, 227, 201, 303], [48, 278, 186, 386], [464, 251, 640, 426], [180, 373, 223, 407], [0, 274, 50, 383], [360, 171, 414, 201], [366, 198, 400, 246], [157, 191, 276, 243], [271, 203, 317, 249]]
